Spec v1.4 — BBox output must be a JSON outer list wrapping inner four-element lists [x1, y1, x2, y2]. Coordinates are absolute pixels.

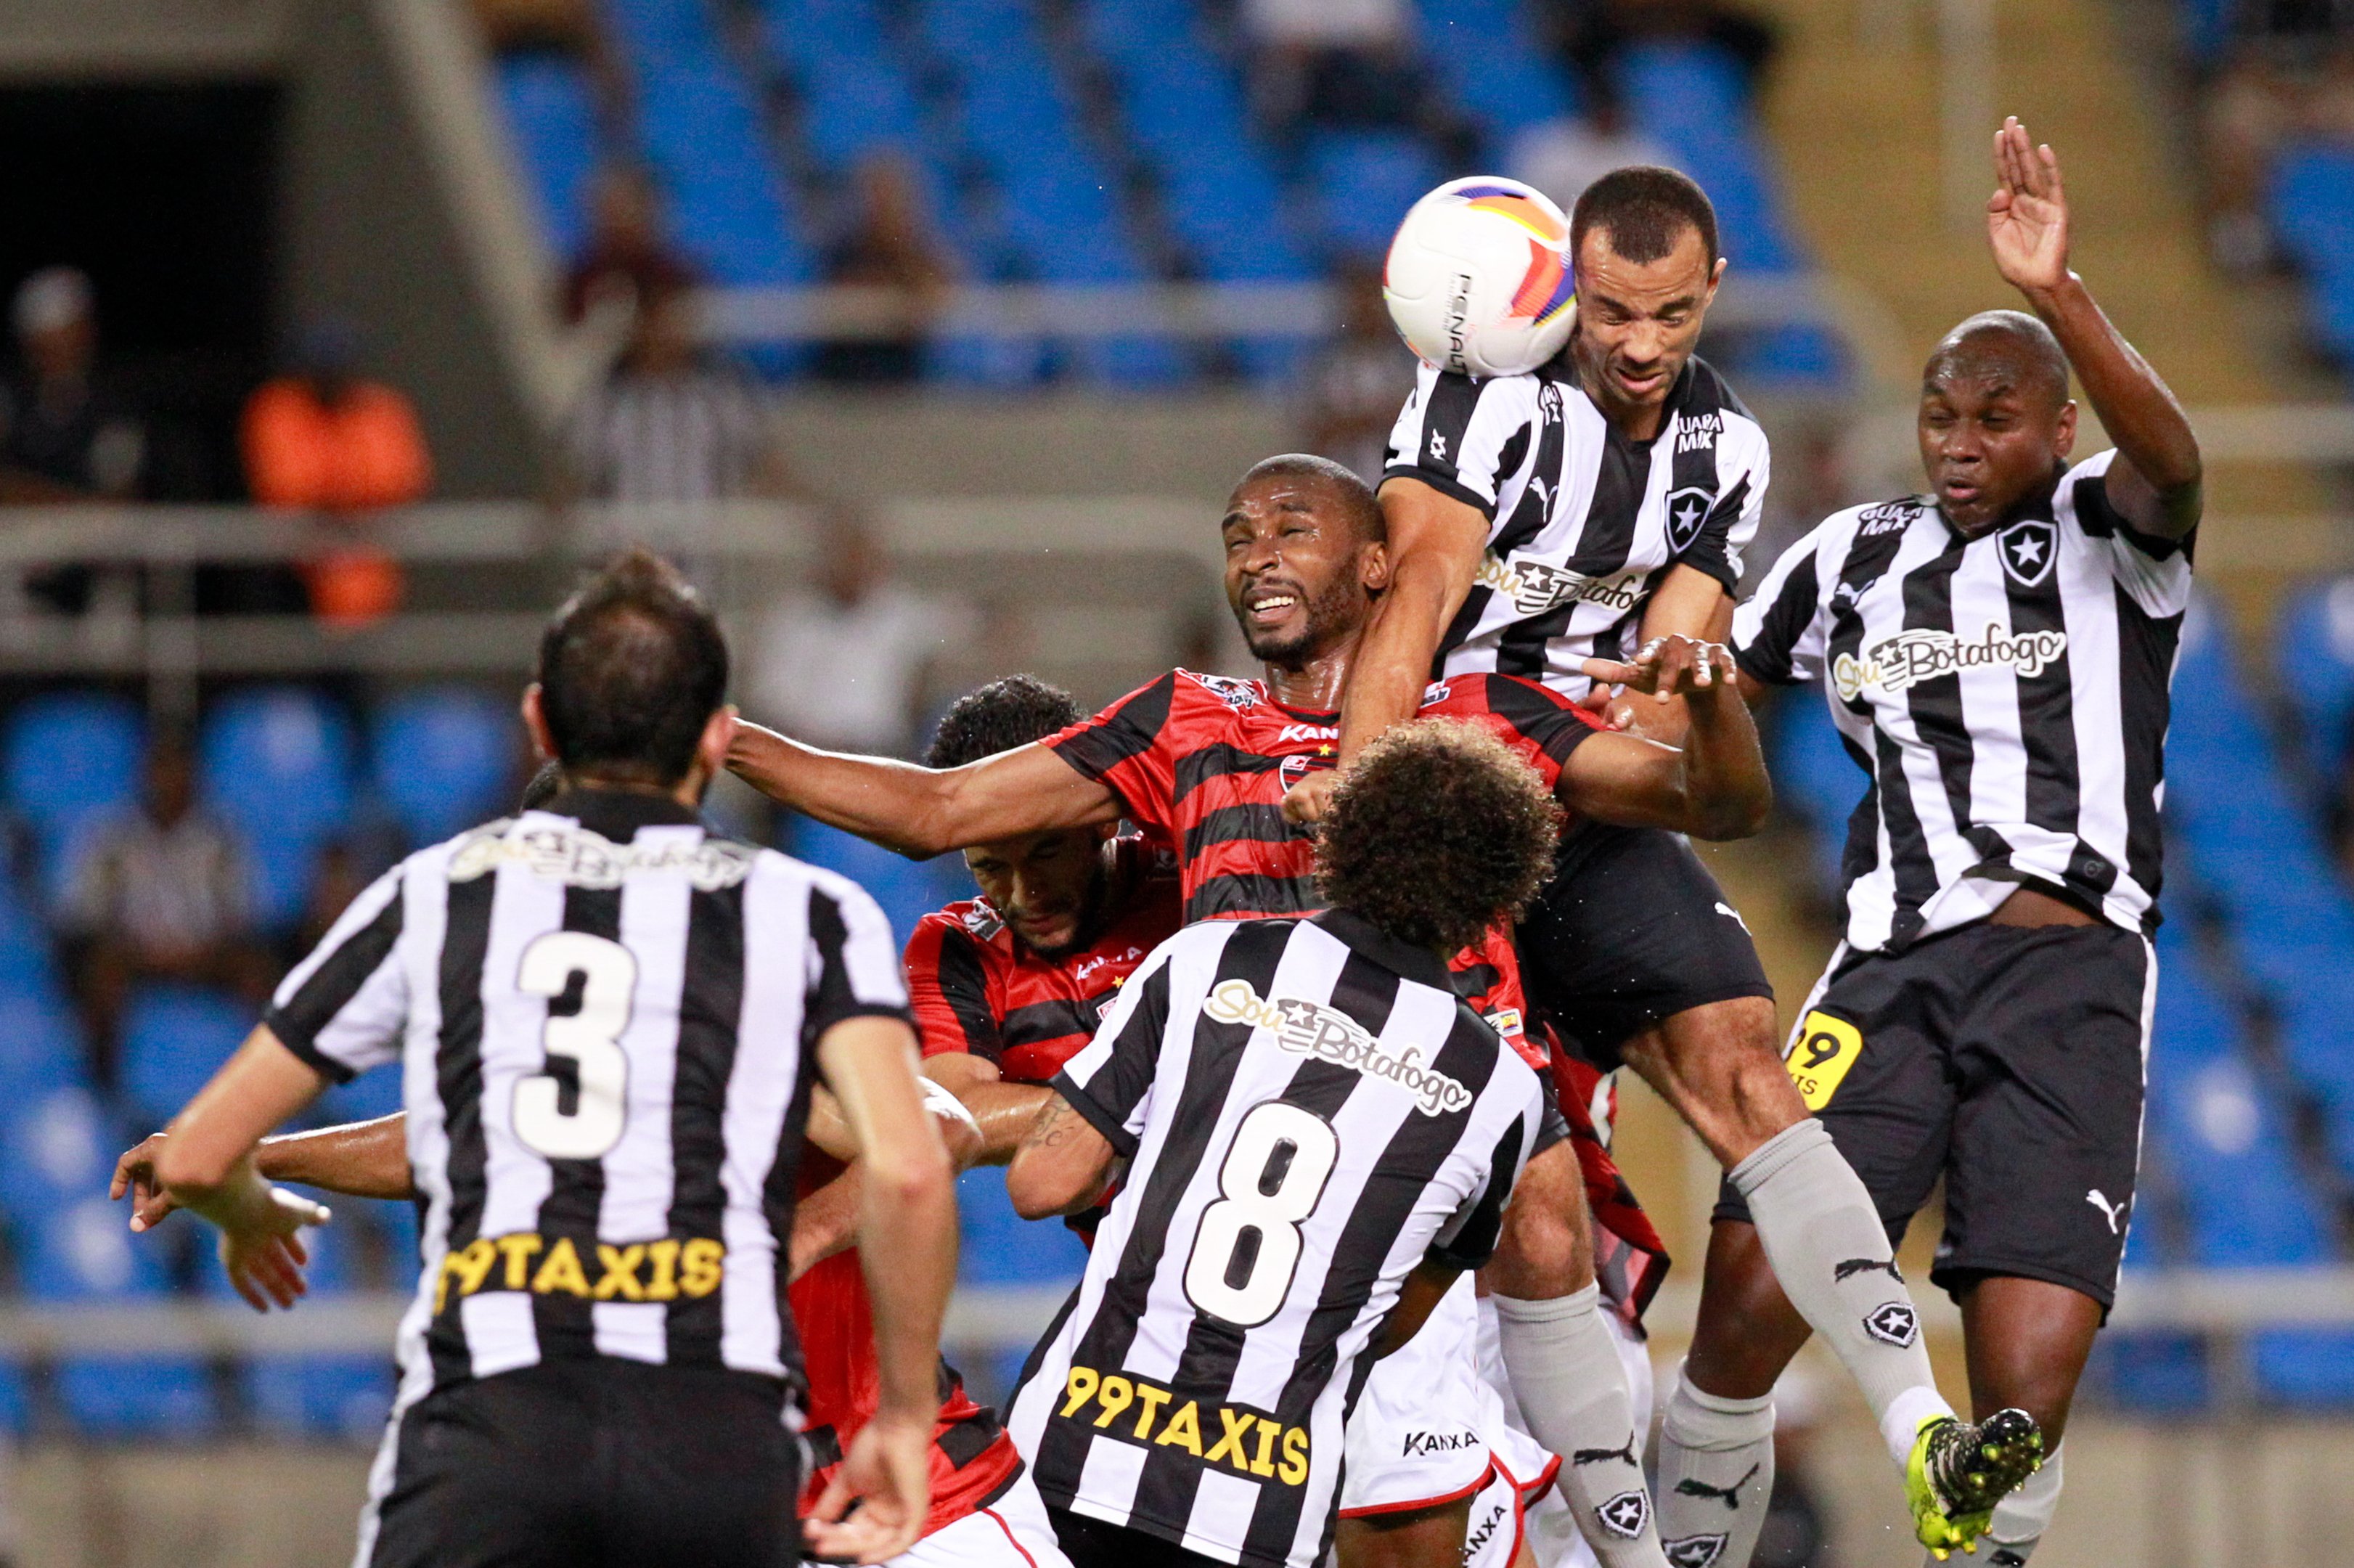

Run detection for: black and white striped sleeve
[[1428, 1077, 1546, 1271], [1679, 424, 1770, 592], [1731, 522, 1833, 687], [264, 864, 409, 1082], [1050, 942, 1175, 1159], [803, 873, 915, 1051], [1381, 362, 1540, 518], [2065, 449, 2196, 616]]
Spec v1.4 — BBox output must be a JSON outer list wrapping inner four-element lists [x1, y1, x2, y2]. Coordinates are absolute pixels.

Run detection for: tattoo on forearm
[[1023, 1098, 1082, 1151]]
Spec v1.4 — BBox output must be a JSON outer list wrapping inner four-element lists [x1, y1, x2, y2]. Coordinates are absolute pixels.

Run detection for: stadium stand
[[499, 0, 1843, 387], [197, 688, 360, 934]]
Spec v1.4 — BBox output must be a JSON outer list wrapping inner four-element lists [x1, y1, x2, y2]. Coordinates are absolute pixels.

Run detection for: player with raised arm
[[1302, 165, 2010, 1552], [719, 454, 1765, 1567], [1665, 121, 2200, 1565], [1002, 719, 1570, 1568], [128, 552, 960, 1568]]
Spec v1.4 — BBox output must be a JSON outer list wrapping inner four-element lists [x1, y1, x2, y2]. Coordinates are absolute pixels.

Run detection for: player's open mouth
[[1246, 594, 1299, 623]]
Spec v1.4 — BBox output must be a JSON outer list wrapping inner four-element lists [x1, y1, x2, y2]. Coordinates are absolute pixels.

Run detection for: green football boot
[[1905, 1408, 2045, 1558]]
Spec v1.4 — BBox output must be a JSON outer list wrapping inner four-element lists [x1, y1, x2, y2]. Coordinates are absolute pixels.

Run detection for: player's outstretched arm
[[150, 1026, 337, 1313], [1988, 117, 2202, 539], [1331, 478, 1490, 767], [727, 720, 1120, 859], [924, 1053, 1058, 1165], [1564, 635, 1772, 839], [1005, 1092, 1119, 1219], [788, 1082, 982, 1279], [115, 1112, 414, 1233], [809, 1013, 958, 1566]]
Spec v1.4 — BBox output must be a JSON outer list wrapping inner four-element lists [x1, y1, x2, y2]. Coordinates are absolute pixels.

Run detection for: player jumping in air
[[718, 452, 1769, 1568], [1002, 718, 1571, 1568], [1296, 164, 2026, 1552], [1673, 121, 2202, 1565]]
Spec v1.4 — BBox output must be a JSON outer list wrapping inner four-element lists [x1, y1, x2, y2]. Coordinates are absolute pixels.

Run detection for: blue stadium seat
[[2270, 144, 2354, 363], [0, 1082, 114, 1224], [955, 1164, 1085, 1399], [1305, 132, 1446, 261], [14, 1191, 219, 1437], [199, 687, 359, 931], [1766, 693, 1858, 896], [0, 875, 67, 1002], [1417, 0, 1579, 144], [373, 686, 521, 847], [2275, 576, 2354, 783], [2, 691, 142, 901], [493, 55, 602, 261], [0, 986, 86, 1102], [192, 1218, 396, 1439], [119, 982, 255, 1131]]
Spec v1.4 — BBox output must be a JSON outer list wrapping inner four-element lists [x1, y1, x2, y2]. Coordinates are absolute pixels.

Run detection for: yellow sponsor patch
[[1057, 1365, 1309, 1486], [435, 1233, 724, 1313], [1784, 1010, 1863, 1111]]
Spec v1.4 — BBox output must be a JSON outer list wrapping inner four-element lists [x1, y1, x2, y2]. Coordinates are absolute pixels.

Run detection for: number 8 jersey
[[1008, 910, 1563, 1568], [262, 788, 910, 1408]]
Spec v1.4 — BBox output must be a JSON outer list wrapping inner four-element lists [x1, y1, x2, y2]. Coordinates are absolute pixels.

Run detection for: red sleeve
[[1446, 674, 1606, 788], [1038, 672, 1182, 844], [904, 915, 1004, 1063]]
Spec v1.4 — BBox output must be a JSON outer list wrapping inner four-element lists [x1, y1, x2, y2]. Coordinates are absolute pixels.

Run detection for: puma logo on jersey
[[2087, 1188, 2129, 1233], [1834, 1257, 1903, 1284], [1713, 901, 1751, 934], [1673, 1464, 1759, 1510], [1572, 1436, 1640, 1467]]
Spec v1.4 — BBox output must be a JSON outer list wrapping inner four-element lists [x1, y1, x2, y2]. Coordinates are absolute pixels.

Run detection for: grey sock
[[1492, 1286, 1670, 1568], [1940, 1444, 2062, 1567], [1656, 1365, 1775, 1568], [1730, 1120, 1951, 1468]]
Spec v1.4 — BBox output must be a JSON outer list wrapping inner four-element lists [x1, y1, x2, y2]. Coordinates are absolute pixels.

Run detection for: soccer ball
[[1383, 176, 1577, 378]]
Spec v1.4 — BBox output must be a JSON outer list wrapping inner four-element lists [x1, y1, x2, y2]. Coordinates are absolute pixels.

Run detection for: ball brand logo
[[1479, 552, 1646, 616], [1446, 270, 1474, 371], [1204, 980, 1472, 1116], [1831, 624, 2068, 701]]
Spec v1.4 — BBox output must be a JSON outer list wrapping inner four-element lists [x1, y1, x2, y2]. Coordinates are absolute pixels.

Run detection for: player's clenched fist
[[1579, 634, 1736, 703]]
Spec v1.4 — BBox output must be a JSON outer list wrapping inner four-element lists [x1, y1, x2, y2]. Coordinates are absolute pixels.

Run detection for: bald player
[[1662, 121, 2202, 1565]]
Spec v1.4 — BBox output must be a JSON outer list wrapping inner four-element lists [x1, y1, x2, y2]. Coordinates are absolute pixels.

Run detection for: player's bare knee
[[1482, 1143, 1596, 1298]]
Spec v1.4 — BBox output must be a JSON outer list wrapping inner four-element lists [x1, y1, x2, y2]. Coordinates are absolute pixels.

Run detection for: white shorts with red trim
[[889, 1467, 1075, 1568], [1463, 1426, 1561, 1568], [1339, 1275, 1547, 1519]]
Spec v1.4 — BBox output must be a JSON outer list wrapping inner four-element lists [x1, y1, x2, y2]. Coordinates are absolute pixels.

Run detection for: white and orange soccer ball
[[1382, 176, 1577, 378]]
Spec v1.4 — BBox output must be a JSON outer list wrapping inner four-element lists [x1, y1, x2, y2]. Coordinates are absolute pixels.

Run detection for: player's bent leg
[[1654, 1222, 1809, 1568], [1341, 1277, 1495, 1568], [895, 1474, 1078, 1568], [1615, 997, 1799, 1171]]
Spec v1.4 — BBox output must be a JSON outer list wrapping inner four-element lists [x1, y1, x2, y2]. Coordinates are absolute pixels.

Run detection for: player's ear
[[2054, 399, 2078, 460], [1706, 256, 1727, 298], [520, 685, 557, 764], [695, 704, 738, 782], [1360, 539, 1391, 593]]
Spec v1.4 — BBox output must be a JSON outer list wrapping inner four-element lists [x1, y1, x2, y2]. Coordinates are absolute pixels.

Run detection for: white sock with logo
[[1656, 1367, 1776, 1568], [1490, 1286, 1670, 1568], [1729, 1120, 1953, 1470]]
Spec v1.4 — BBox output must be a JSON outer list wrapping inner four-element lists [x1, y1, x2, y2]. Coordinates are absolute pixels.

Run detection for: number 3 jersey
[[1007, 911, 1564, 1568], [263, 788, 912, 1406]]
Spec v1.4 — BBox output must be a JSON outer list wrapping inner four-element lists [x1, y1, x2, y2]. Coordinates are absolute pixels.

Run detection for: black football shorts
[[1715, 918, 2153, 1314], [363, 1358, 804, 1568], [1515, 822, 1775, 1069]]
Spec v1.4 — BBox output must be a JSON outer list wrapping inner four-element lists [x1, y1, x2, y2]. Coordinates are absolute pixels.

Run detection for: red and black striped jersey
[[1042, 669, 1603, 926], [905, 836, 1184, 1082]]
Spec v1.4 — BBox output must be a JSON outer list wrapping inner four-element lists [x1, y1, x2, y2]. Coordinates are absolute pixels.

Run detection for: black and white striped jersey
[[263, 787, 910, 1408], [1383, 356, 1769, 701], [1733, 449, 2192, 952], [1007, 910, 1561, 1568]]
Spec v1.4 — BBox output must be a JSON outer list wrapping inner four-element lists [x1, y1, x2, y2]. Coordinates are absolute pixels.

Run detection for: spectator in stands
[[1241, 0, 1468, 154], [1542, 0, 1781, 110], [60, 730, 269, 1079], [566, 285, 787, 507], [1508, 92, 1679, 215], [751, 502, 970, 757], [1301, 263, 1418, 485], [563, 165, 695, 325], [0, 267, 148, 617], [242, 319, 433, 629], [473, 0, 626, 120], [812, 156, 955, 385], [2202, 40, 2354, 274]]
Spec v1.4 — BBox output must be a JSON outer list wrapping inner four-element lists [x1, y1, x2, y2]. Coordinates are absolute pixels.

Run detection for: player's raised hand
[[1988, 115, 2069, 294], [1280, 767, 1341, 825], [804, 1410, 935, 1564], [1580, 634, 1734, 704], [217, 1185, 332, 1313], [111, 1130, 183, 1233]]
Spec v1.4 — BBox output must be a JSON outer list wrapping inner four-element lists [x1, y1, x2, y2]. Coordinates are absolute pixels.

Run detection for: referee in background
[[144, 549, 960, 1568]]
